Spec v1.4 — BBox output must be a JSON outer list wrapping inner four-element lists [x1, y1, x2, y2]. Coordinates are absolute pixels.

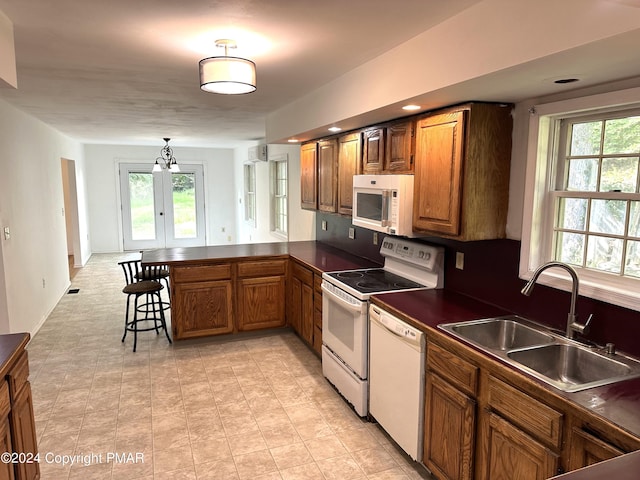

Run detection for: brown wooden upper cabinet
[[337, 132, 361, 215], [300, 141, 318, 210], [412, 103, 512, 241], [318, 138, 338, 213], [362, 120, 414, 174]]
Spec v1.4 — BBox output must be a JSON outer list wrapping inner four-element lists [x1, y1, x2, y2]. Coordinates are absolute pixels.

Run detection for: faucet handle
[[570, 313, 594, 336]]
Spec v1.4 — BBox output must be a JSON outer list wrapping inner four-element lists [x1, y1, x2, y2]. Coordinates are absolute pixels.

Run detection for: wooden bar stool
[[119, 259, 172, 352]]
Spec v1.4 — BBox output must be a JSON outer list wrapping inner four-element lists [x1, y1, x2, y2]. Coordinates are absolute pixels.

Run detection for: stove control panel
[[380, 236, 441, 271]]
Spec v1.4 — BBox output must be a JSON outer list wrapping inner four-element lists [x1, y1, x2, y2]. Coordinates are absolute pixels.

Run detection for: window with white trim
[[271, 155, 288, 236], [243, 163, 256, 226], [520, 87, 640, 312], [554, 113, 640, 276]]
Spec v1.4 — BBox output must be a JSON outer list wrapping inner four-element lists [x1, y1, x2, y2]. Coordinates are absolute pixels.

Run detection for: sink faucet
[[521, 261, 593, 340]]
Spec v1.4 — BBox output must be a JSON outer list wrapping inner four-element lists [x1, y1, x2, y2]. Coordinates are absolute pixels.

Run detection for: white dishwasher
[[369, 304, 426, 461]]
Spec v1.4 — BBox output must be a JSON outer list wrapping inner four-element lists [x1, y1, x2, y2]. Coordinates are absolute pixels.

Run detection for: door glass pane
[[128, 172, 156, 240], [171, 173, 196, 239]]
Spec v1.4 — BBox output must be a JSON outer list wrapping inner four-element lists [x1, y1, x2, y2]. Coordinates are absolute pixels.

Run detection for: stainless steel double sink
[[438, 316, 640, 392]]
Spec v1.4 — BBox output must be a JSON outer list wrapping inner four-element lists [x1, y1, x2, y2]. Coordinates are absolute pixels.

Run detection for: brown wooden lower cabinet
[[0, 341, 39, 480], [170, 259, 287, 340], [423, 373, 475, 480], [568, 427, 625, 470], [9, 383, 38, 480], [480, 412, 559, 480], [288, 261, 315, 346], [236, 276, 286, 331], [420, 336, 640, 480], [173, 280, 234, 339]]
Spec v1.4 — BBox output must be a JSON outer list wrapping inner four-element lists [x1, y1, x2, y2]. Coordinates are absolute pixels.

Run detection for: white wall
[[84, 144, 238, 252], [0, 99, 87, 335], [234, 144, 315, 244]]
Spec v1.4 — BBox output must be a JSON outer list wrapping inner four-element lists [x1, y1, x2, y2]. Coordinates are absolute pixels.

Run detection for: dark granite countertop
[[142, 241, 380, 272]]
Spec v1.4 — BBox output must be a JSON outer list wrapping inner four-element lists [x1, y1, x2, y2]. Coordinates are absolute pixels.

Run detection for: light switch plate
[[456, 252, 464, 270], [3, 227, 9, 240], [348, 227, 355, 239], [321, 220, 327, 231]]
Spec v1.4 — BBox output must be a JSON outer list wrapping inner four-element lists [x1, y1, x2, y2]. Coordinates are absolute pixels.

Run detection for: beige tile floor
[[27, 253, 435, 480]]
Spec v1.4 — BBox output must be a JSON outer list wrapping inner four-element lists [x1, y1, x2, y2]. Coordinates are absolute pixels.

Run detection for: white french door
[[120, 163, 206, 250]]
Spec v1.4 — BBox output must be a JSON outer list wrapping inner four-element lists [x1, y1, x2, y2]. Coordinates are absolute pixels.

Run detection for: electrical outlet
[[348, 227, 355, 239], [321, 220, 327, 231], [373, 232, 378, 245], [456, 252, 465, 270], [42, 278, 46, 288], [3, 227, 9, 240]]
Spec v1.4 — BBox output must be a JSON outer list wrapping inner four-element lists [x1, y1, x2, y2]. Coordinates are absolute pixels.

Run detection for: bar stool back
[[118, 259, 172, 352]]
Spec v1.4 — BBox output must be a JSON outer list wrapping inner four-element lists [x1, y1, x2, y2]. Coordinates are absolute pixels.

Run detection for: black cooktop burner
[[327, 268, 424, 294]]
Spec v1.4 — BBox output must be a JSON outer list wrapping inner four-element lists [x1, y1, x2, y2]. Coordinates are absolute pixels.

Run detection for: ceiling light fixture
[[403, 104, 421, 111], [328, 127, 342, 132], [152, 138, 180, 173], [199, 39, 257, 95]]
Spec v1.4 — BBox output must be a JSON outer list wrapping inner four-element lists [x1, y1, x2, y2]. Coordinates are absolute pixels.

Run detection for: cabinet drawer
[[237, 259, 286, 278], [427, 342, 478, 396], [291, 261, 313, 284], [173, 264, 232, 283], [8, 351, 29, 397], [0, 381, 9, 418], [488, 375, 563, 449]]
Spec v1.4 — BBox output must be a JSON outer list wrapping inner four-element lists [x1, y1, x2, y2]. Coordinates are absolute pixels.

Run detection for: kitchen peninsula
[[141, 241, 379, 341]]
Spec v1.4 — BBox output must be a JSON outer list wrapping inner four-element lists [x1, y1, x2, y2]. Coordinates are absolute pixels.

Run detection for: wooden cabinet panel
[[384, 120, 414, 173], [337, 132, 361, 215], [427, 342, 478, 396], [10, 383, 39, 480], [424, 373, 476, 480], [362, 127, 385, 174], [289, 261, 315, 346], [173, 280, 233, 339], [413, 110, 465, 236], [7, 353, 28, 401], [237, 259, 286, 277], [488, 376, 563, 449], [300, 142, 318, 210], [413, 103, 512, 240], [480, 412, 559, 480], [318, 139, 338, 213], [172, 264, 231, 283], [237, 276, 286, 331], [0, 417, 14, 480], [568, 428, 625, 470]]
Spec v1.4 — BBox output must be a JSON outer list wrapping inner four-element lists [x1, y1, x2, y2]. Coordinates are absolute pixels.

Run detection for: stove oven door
[[321, 281, 368, 378]]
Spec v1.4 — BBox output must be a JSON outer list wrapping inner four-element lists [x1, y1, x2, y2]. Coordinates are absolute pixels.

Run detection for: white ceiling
[[1, 0, 640, 148]]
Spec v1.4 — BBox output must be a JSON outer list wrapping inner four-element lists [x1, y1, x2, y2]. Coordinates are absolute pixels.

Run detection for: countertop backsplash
[[316, 212, 640, 359]]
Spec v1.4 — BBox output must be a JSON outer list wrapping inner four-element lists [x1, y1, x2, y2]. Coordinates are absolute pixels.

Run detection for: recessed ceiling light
[[328, 127, 342, 132], [288, 138, 300, 143], [403, 105, 421, 111]]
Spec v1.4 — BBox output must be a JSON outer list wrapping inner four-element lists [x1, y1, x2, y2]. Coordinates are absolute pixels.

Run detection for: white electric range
[[320, 236, 444, 416]]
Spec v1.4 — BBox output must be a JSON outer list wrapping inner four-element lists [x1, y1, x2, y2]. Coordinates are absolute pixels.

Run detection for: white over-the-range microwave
[[352, 174, 415, 237]]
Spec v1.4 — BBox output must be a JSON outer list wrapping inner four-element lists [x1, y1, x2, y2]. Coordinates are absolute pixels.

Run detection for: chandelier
[[199, 39, 256, 95], [152, 138, 180, 172]]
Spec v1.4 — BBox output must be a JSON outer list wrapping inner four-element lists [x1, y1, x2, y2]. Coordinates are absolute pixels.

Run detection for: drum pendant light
[[199, 39, 256, 95]]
